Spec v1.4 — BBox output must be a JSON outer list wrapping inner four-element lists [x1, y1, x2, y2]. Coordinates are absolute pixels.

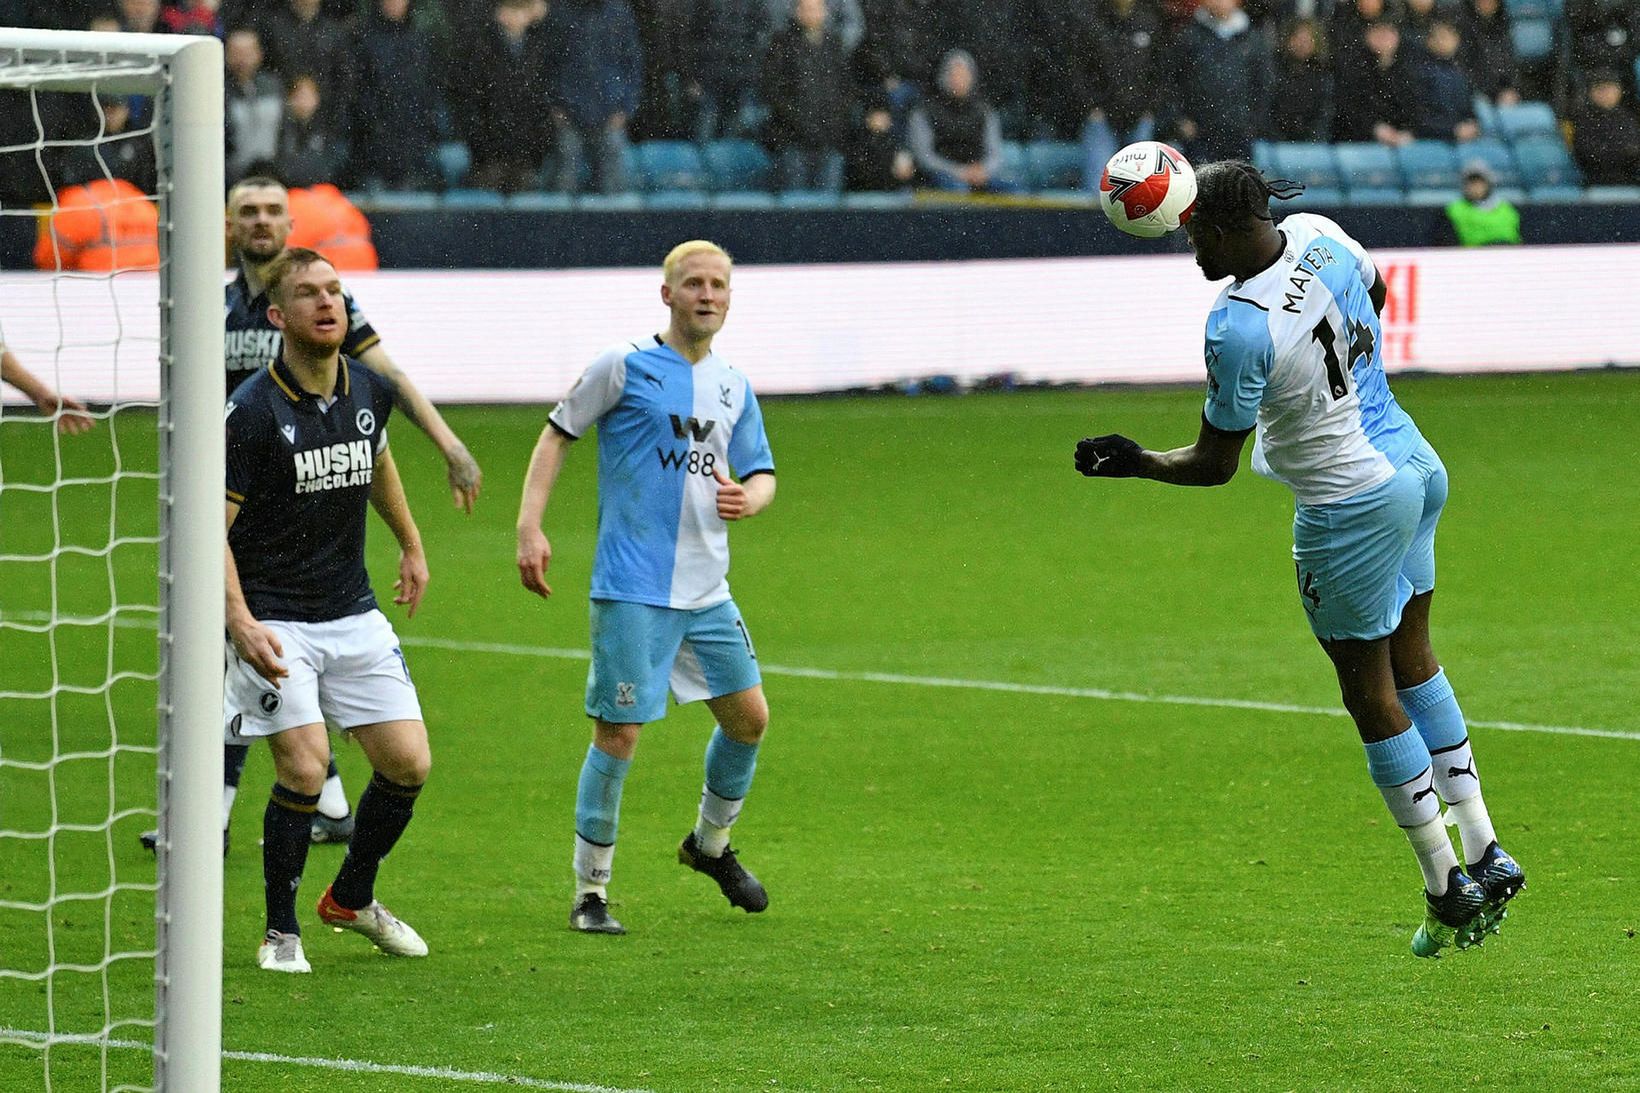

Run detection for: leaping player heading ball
[[1074, 161, 1525, 957]]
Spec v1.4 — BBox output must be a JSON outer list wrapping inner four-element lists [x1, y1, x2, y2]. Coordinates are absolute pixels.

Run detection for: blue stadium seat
[[1251, 140, 1278, 176], [1497, 101, 1560, 143], [1510, 18, 1553, 62], [632, 141, 706, 193], [505, 191, 573, 211], [1399, 141, 1462, 189], [1334, 142, 1402, 195], [711, 191, 778, 209], [436, 141, 471, 188], [1458, 137, 1521, 187], [1472, 95, 1501, 136], [999, 141, 1030, 190], [361, 190, 439, 211], [1271, 142, 1343, 190], [1585, 185, 1640, 203], [574, 193, 644, 211], [1282, 185, 1346, 208], [1025, 141, 1086, 191], [841, 191, 914, 209], [1504, 0, 1561, 16], [701, 139, 774, 192], [777, 190, 840, 209], [644, 190, 710, 210], [1405, 187, 1462, 207], [1344, 188, 1405, 206], [441, 188, 505, 209], [1512, 136, 1581, 188], [1525, 185, 1584, 202]]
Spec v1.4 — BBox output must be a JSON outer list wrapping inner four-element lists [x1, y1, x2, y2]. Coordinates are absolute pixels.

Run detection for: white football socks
[[1446, 797, 1498, 867], [221, 784, 237, 831], [573, 834, 614, 898], [316, 772, 349, 821], [693, 787, 743, 857], [1405, 814, 1461, 896]]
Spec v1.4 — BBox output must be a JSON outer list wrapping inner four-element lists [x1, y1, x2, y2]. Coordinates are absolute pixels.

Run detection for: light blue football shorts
[[585, 598, 762, 724], [1291, 441, 1447, 642]]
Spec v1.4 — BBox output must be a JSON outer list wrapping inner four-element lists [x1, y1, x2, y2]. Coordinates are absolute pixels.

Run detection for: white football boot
[[256, 930, 312, 973], [316, 885, 428, 957]]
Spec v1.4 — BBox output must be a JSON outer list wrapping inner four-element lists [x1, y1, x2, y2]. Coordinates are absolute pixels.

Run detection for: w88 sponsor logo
[[656, 447, 719, 476]]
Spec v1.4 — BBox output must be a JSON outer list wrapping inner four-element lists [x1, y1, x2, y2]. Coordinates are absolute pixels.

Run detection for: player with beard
[[225, 247, 433, 973], [142, 176, 478, 854]]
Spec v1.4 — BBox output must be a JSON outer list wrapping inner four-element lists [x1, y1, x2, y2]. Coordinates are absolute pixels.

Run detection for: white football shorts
[[224, 608, 422, 740]]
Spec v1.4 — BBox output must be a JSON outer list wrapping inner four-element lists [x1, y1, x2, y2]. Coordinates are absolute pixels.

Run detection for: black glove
[[1075, 434, 1143, 478]]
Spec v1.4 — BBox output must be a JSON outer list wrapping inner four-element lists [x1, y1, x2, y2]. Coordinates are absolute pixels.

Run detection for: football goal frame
[[0, 27, 225, 1093]]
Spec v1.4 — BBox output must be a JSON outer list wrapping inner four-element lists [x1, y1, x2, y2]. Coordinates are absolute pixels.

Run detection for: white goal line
[[0, 1028, 654, 1093]]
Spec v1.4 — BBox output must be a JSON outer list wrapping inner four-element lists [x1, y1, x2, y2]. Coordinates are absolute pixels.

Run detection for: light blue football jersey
[[549, 336, 775, 610], [1201, 214, 1423, 504]]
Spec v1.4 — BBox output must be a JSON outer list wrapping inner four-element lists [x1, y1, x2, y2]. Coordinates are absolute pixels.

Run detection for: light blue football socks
[[1399, 668, 1496, 864], [1364, 726, 1457, 895], [695, 727, 760, 856], [573, 744, 631, 896]]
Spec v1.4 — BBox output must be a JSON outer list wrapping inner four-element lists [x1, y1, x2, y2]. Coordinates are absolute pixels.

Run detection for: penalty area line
[[394, 634, 1640, 742], [0, 1028, 654, 1093]]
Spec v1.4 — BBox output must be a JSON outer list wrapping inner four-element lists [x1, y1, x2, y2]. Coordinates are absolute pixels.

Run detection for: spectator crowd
[[1, 0, 1637, 199]]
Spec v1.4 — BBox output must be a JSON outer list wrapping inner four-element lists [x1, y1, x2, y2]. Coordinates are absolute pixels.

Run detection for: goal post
[[0, 28, 224, 1092]]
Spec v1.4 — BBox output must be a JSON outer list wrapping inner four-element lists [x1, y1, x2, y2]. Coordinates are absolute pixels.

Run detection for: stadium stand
[[1, 0, 1635, 222]]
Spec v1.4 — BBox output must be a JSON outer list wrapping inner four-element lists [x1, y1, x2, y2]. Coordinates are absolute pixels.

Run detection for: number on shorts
[[733, 618, 756, 660]]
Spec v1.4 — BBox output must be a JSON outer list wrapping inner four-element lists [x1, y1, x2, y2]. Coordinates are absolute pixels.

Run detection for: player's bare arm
[[224, 501, 288, 687], [356, 343, 483, 514], [713, 468, 776, 521], [368, 447, 428, 618], [516, 424, 573, 599], [1075, 415, 1250, 486], [2, 346, 95, 434]]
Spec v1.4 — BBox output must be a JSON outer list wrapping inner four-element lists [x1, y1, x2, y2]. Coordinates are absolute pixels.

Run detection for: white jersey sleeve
[[548, 344, 630, 439]]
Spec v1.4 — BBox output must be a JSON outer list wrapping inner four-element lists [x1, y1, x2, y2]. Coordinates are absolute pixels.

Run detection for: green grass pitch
[[3, 371, 1639, 1091]]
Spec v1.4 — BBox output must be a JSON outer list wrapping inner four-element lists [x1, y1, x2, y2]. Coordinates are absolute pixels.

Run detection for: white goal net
[[0, 29, 224, 1093]]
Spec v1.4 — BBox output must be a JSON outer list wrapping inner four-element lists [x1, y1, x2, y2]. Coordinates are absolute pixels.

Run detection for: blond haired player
[[517, 241, 778, 934]]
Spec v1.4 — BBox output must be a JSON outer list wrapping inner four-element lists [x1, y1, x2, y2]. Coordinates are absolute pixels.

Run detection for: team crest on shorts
[[228, 714, 244, 737], [258, 691, 282, 715], [615, 682, 636, 708]]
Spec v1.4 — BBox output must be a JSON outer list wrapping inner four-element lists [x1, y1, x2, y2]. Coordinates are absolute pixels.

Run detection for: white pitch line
[[3, 612, 1633, 741], [0, 1029, 653, 1093], [395, 634, 1640, 742]]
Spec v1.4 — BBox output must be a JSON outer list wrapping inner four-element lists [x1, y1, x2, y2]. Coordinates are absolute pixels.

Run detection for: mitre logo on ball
[[1099, 141, 1198, 239]]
